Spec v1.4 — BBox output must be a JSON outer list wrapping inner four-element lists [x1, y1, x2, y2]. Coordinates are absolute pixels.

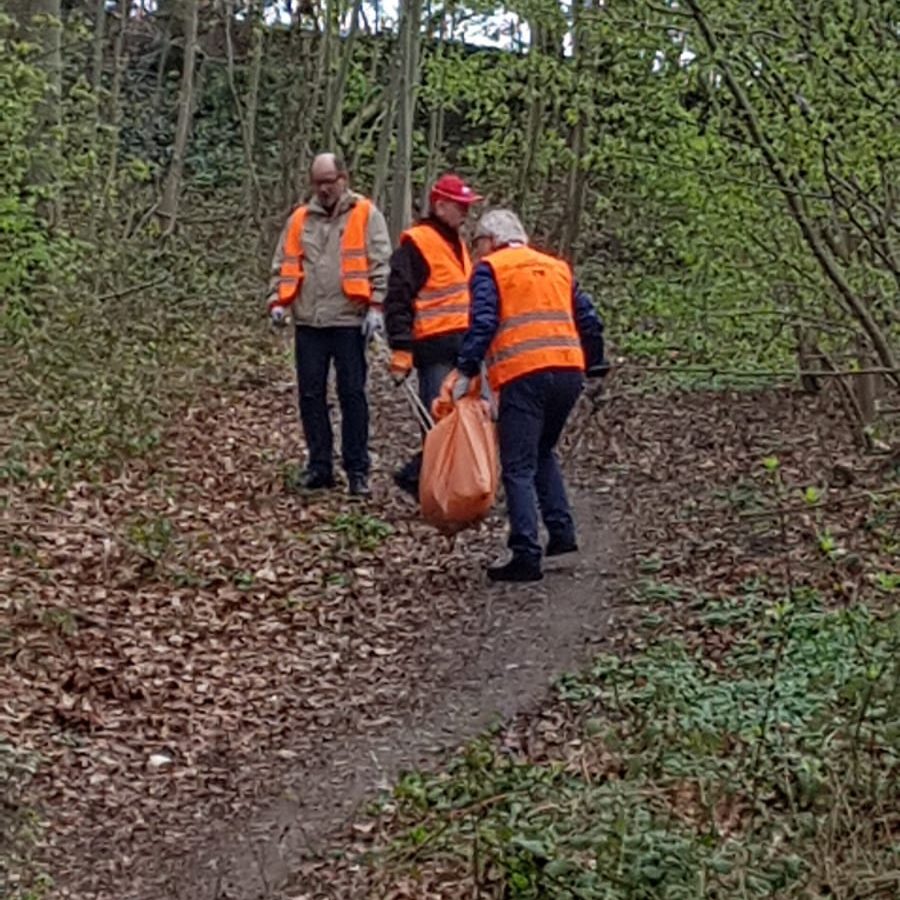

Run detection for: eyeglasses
[[312, 174, 342, 187]]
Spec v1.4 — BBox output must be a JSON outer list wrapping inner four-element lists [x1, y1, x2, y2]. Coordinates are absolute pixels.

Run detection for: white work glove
[[452, 373, 471, 402], [269, 305, 287, 328], [362, 307, 384, 341]]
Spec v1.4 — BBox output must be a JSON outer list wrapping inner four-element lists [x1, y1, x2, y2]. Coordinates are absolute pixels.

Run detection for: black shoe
[[348, 473, 371, 497], [302, 471, 335, 491], [546, 535, 579, 557], [487, 556, 543, 583], [392, 469, 419, 500]]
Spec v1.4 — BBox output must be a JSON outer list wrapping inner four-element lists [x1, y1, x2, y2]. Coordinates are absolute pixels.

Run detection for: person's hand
[[452, 373, 471, 402], [362, 307, 385, 341], [269, 305, 287, 328], [389, 350, 413, 385]]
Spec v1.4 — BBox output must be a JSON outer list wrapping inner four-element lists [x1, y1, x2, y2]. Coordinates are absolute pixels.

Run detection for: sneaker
[[487, 556, 543, 583], [546, 535, 579, 557], [302, 471, 335, 491], [348, 473, 371, 497], [392, 469, 419, 500]]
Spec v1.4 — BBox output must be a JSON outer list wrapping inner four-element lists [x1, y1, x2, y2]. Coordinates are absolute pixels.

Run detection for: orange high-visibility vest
[[485, 245, 584, 391], [276, 199, 373, 306], [402, 224, 472, 340]]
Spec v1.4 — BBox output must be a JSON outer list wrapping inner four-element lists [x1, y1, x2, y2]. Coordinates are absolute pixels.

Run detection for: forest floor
[[2, 341, 898, 899]]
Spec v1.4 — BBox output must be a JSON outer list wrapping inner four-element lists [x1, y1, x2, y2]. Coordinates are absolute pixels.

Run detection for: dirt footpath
[[174, 490, 619, 900], [5, 362, 620, 900]]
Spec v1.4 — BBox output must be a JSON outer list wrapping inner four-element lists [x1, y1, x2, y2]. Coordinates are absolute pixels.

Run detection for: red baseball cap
[[430, 174, 483, 207]]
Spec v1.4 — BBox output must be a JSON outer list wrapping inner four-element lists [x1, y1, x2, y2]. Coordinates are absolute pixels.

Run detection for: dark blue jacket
[[456, 255, 608, 379]]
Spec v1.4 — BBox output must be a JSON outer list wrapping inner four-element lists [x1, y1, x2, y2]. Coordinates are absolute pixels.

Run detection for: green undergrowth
[[1, 206, 271, 489], [0, 740, 50, 900], [367, 586, 899, 898]]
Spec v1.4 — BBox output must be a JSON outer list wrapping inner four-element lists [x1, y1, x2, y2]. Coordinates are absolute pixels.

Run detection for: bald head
[[309, 153, 348, 212], [310, 153, 346, 179]]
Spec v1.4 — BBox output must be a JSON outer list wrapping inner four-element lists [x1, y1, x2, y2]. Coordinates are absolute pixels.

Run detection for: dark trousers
[[498, 370, 583, 562], [417, 360, 456, 413], [396, 359, 455, 489], [295, 325, 369, 477]]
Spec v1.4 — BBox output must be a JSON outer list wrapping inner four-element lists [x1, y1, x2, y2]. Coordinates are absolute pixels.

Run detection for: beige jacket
[[267, 191, 391, 327]]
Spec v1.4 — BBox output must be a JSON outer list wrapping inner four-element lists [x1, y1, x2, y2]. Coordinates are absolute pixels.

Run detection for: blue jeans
[[498, 370, 583, 562], [396, 360, 455, 489], [417, 360, 455, 414], [295, 326, 369, 477]]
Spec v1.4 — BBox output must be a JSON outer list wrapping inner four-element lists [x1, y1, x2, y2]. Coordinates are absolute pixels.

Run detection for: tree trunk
[[346, 89, 382, 175], [152, 0, 177, 116], [389, 0, 422, 243], [419, 6, 447, 215], [224, 0, 262, 219], [104, 0, 129, 193], [306, 0, 337, 152], [278, 20, 307, 209], [559, 2, 589, 259], [243, 0, 264, 213], [279, 6, 329, 209], [854, 334, 881, 425], [9, 0, 63, 221], [12, 0, 63, 101], [91, 0, 106, 94], [795, 324, 821, 394], [372, 47, 401, 211], [158, 0, 199, 235], [322, 0, 364, 151], [515, 23, 544, 214], [559, 118, 587, 258]]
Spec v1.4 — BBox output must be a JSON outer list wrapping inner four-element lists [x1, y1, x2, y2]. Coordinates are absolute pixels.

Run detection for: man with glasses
[[384, 173, 483, 498], [267, 153, 391, 496]]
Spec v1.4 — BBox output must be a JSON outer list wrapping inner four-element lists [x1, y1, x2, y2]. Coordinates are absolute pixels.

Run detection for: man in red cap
[[385, 173, 483, 497]]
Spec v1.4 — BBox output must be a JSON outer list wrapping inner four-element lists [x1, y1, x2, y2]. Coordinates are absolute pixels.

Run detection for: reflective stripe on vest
[[277, 199, 373, 306], [485, 246, 585, 391], [402, 224, 472, 339]]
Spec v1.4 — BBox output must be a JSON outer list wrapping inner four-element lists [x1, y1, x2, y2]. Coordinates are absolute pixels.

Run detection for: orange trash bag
[[419, 371, 499, 535]]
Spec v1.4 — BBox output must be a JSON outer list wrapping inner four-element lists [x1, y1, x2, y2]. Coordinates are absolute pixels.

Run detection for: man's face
[[433, 198, 471, 232], [310, 162, 347, 211]]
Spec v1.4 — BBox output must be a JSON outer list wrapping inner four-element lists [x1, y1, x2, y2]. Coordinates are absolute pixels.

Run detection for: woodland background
[[1, 2, 898, 898], [3, 0, 898, 480]]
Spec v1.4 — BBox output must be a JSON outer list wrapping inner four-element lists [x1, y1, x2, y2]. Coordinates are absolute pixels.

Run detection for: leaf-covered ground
[[3, 354, 617, 900], [3, 355, 897, 899], [276, 381, 899, 899]]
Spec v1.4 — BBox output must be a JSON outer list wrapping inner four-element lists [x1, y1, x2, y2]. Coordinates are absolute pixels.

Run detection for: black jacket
[[384, 217, 466, 368]]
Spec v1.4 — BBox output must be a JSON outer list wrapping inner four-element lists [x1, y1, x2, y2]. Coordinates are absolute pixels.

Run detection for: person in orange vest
[[267, 153, 391, 496], [384, 173, 483, 497], [453, 209, 608, 582]]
